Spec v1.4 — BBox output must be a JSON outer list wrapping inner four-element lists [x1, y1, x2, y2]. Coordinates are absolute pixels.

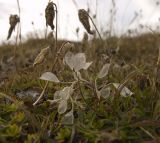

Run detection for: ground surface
[[0, 34, 160, 143]]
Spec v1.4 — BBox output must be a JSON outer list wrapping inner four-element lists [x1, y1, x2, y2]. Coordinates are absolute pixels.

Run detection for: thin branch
[[53, 3, 58, 52], [33, 81, 49, 106], [88, 14, 102, 41]]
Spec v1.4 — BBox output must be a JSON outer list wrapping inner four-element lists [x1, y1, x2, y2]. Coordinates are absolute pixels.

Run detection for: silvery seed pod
[[7, 14, 20, 40], [45, 2, 55, 30], [78, 9, 94, 35]]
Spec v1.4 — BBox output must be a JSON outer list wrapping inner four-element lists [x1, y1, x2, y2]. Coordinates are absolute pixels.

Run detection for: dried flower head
[[45, 2, 55, 30], [33, 46, 50, 67], [78, 9, 94, 35], [7, 14, 20, 40]]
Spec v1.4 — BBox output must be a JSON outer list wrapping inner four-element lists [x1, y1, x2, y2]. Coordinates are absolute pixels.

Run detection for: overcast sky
[[0, 0, 160, 43]]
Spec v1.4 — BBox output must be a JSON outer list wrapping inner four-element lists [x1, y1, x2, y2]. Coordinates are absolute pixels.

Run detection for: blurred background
[[0, 0, 160, 43]]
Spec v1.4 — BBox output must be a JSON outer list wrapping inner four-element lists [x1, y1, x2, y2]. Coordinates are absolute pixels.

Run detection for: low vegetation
[[0, 1, 160, 143]]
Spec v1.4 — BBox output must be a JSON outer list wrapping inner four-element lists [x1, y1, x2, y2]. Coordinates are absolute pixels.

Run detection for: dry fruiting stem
[[33, 81, 49, 106], [153, 44, 160, 95], [33, 42, 70, 106], [87, 14, 102, 41], [17, 0, 21, 44], [14, 22, 20, 71], [94, 78, 100, 101], [53, 3, 58, 52], [157, 46, 160, 66], [13, 0, 21, 71], [74, 71, 87, 104], [139, 127, 155, 140]]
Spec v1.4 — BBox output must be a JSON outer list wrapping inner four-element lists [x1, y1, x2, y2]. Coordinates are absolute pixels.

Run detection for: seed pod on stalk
[[78, 9, 94, 35], [45, 2, 55, 30], [7, 14, 20, 40]]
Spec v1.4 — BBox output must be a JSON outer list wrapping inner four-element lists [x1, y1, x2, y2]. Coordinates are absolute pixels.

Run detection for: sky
[[0, 0, 160, 43]]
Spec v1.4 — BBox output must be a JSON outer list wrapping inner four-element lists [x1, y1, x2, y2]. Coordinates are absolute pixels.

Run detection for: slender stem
[[33, 81, 49, 106], [17, 0, 21, 43], [157, 46, 160, 66], [13, 0, 21, 71], [94, 78, 100, 101], [53, 3, 58, 52], [74, 71, 87, 104], [69, 125, 75, 143], [13, 21, 21, 72], [87, 14, 102, 41], [17, 0, 21, 44], [140, 127, 155, 140], [154, 40, 160, 95], [72, 0, 79, 10]]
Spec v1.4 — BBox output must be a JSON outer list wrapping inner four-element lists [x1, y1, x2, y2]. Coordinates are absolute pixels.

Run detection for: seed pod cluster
[[78, 9, 94, 35], [45, 2, 55, 30], [7, 14, 20, 40], [33, 46, 50, 67]]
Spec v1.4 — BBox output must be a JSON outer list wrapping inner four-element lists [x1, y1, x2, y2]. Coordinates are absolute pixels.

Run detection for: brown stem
[[87, 14, 102, 41], [33, 81, 49, 106], [13, 0, 21, 71], [17, 0, 21, 44], [157, 46, 160, 66], [53, 3, 58, 52], [75, 72, 87, 104]]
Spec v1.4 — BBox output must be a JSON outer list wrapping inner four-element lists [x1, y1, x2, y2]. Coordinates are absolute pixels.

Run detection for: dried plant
[[1, 1, 159, 142], [45, 1, 58, 52], [78, 9, 94, 35], [7, 14, 20, 40], [33, 41, 71, 106], [33, 46, 50, 67], [45, 2, 55, 30], [78, 9, 103, 41]]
